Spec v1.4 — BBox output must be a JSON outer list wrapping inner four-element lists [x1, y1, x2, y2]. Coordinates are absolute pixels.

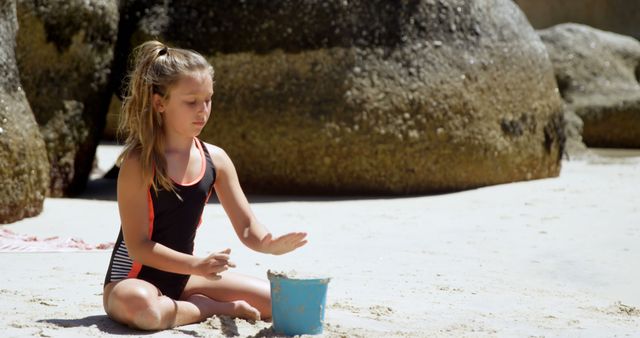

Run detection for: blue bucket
[[268, 271, 331, 336]]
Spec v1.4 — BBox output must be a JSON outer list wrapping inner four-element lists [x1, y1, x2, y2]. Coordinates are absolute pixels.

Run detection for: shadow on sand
[[38, 315, 154, 335], [39, 315, 285, 337]]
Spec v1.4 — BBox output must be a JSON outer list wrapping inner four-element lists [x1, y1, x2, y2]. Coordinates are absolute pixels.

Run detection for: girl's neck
[[164, 134, 195, 154]]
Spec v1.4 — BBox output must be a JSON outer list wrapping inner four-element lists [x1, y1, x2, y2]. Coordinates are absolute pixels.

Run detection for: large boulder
[[15, 0, 118, 196], [514, 0, 640, 41], [539, 24, 640, 148], [0, 0, 49, 223], [118, 0, 564, 194]]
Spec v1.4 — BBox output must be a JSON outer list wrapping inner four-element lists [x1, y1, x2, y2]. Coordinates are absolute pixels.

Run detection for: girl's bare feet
[[232, 300, 261, 321], [186, 294, 261, 321]]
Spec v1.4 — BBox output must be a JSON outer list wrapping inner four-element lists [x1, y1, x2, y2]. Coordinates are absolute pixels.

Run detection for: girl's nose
[[201, 101, 210, 113]]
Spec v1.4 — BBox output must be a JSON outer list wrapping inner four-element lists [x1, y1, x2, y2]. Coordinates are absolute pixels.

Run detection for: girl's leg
[[180, 271, 272, 319], [103, 278, 256, 330]]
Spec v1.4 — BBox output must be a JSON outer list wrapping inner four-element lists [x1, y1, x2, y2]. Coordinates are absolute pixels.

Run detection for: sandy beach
[[1, 144, 639, 337]]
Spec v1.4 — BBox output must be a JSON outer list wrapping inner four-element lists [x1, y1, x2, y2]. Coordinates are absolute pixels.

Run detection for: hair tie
[[158, 46, 168, 56]]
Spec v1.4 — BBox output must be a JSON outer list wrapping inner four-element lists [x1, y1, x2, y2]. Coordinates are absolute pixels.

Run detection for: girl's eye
[[186, 101, 197, 105]]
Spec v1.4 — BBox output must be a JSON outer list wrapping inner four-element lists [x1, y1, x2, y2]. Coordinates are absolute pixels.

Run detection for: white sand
[[0, 146, 639, 337]]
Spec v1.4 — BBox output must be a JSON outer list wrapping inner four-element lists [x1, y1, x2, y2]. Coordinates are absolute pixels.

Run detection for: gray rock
[[539, 23, 640, 148], [562, 107, 588, 157], [15, 0, 118, 196], [514, 0, 640, 41], [0, 0, 49, 224], [120, 0, 564, 194]]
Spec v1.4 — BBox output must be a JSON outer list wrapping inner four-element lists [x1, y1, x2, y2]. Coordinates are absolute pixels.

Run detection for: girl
[[103, 40, 307, 330]]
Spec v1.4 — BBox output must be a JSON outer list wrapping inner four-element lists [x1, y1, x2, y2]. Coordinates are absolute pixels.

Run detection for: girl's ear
[[152, 93, 165, 113]]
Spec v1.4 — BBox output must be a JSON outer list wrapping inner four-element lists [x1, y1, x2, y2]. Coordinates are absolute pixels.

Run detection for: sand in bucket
[[267, 270, 331, 336]]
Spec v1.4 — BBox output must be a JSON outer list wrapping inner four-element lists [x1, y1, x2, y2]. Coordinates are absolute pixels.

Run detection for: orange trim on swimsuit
[[127, 189, 155, 278], [197, 188, 213, 228]]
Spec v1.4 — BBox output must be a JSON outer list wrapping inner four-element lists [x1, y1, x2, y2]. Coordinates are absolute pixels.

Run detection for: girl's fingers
[[209, 249, 231, 259], [207, 258, 228, 267], [261, 231, 307, 254], [209, 265, 229, 274], [291, 233, 307, 242], [284, 240, 306, 251], [285, 232, 306, 238], [212, 254, 230, 261], [209, 260, 236, 268], [280, 233, 307, 245], [277, 232, 306, 242]]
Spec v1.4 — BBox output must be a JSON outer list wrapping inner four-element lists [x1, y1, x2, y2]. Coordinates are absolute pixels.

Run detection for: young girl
[[103, 40, 308, 330]]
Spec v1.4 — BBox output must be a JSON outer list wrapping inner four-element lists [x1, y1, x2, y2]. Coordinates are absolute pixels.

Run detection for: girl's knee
[[131, 305, 163, 331], [114, 294, 164, 330], [105, 280, 164, 330]]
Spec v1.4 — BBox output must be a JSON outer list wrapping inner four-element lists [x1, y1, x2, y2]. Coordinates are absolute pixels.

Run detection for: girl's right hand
[[192, 248, 236, 280]]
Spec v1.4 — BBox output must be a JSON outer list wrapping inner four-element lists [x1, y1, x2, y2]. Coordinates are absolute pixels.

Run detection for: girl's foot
[[232, 300, 261, 321], [186, 294, 261, 321]]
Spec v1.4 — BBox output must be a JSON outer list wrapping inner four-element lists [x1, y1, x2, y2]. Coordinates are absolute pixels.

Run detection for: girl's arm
[[208, 144, 307, 255], [118, 151, 233, 279]]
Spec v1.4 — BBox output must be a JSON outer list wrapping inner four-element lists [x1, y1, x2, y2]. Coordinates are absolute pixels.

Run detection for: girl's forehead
[[172, 71, 213, 95]]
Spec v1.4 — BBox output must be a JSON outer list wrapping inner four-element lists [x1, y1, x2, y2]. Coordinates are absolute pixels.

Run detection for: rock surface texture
[[15, 0, 118, 196], [515, 0, 640, 40], [0, 0, 49, 223], [540, 23, 640, 148], [117, 0, 565, 194]]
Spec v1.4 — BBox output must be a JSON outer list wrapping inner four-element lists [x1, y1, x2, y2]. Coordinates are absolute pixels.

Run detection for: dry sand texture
[[0, 145, 639, 337]]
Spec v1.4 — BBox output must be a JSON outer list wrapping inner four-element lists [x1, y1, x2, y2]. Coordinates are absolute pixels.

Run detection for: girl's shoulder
[[201, 141, 222, 155], [118, 149, 142, 178], [201, 141, 233, 172], [119, 148, 142, 170], [116, 148, 148, 191]]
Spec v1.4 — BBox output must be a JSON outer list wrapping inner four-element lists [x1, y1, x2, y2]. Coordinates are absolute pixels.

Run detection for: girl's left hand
[[260, 232, 308, 255]]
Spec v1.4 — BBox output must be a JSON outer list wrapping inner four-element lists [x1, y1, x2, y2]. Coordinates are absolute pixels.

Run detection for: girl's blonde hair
[[118, 40, 214, 193]]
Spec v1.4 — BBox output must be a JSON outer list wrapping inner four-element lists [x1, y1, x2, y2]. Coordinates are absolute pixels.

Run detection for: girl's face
[[157, 71, 214, 139]]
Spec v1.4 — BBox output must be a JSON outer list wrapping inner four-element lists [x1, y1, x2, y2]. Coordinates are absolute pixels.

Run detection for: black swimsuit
[[103, 138, 216, 299]]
